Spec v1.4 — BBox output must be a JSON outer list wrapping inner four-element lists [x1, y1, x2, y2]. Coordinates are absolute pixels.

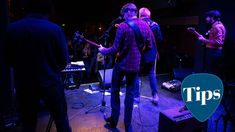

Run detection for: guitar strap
[[116, 20, 145, 62], [124, 20, 145, 52], [115, 20, 141, 62]]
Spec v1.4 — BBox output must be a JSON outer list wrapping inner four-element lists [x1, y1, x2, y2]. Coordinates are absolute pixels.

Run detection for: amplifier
[[158, 107, 208, 132]]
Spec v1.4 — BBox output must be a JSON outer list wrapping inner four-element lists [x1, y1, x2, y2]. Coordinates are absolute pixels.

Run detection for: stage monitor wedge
[[158, 107, 208, 132]]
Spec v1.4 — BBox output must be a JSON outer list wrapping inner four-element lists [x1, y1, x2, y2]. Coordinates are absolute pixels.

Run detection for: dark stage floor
[[3, 74, 235, 132]]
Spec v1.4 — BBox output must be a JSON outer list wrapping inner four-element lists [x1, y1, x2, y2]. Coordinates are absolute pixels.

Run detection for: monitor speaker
[[98, 68, 125, 89], [158, 107, 208, 132]]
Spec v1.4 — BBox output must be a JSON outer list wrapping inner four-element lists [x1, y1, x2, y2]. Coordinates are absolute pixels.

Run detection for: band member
[[197, 10, 226, 77], [134, 7, 163, 105], [98, 3, 155, 132], [5, 0, 71, 131]]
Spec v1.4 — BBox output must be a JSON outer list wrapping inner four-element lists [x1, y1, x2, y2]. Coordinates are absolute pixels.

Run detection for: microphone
[[73, 31, 83, 44], [98, 16, 122, 41], [111, 16, 122, 24], [73, 31, 79, 43]]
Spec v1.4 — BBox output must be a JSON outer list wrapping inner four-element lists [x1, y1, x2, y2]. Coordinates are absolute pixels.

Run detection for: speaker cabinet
[[98, 68, 125, 88], [158, 107, 208, 132]]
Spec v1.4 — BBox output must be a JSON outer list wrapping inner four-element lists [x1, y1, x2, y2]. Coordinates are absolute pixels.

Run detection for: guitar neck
[[192, 30, 201, 37], [187, 27, 201, 37], [84, 38, 100, 47]]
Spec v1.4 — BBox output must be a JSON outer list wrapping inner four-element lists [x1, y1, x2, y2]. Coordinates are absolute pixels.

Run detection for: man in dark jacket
[[5, 0, 71, 131]]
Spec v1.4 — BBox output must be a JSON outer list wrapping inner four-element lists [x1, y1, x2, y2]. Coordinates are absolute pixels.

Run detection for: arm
[[152, 23, 163, 45], [99, 25, 124, 55], [198, 24, 225, 47], [54, 27, 69, 71]]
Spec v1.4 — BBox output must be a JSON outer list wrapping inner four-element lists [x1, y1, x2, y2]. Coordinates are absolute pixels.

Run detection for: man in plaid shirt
[[99, 3, 155, 132]]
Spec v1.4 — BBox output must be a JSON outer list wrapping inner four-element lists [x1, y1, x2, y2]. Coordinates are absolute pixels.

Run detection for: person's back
[[99, 3, 155, 132], [139, 7, 162, 62], [7, 16, 68, 87], [134, 7, 161, 104], [6, 0, 71, 131], [114, 18, 154, 72], [143, 18, 163, 50]]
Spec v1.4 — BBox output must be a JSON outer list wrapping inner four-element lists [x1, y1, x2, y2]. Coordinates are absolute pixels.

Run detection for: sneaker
[[152, 94, 159, 104]]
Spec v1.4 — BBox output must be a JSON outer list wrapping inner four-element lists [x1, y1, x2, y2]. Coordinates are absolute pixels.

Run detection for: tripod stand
[[85, 32, 111, 114], [84, 17, 122, 114]]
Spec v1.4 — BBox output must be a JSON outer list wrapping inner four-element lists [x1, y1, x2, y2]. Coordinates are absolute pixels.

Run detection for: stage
[[4, 74, 235, 132]]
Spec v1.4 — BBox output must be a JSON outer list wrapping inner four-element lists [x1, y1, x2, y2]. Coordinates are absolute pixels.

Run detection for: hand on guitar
[[187, 27, 207, 43], [73, 30, 102, 48], [187, 27, 202, 37], [198, 35, 207, 43], [98, 45, 106, 54]]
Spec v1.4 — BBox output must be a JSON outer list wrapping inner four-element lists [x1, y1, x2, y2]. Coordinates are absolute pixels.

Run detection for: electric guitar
[[74, 31, 101, 48], [187, 27, 201, 37], [74, 31, 121, 63], [187, 27, 208, 47]]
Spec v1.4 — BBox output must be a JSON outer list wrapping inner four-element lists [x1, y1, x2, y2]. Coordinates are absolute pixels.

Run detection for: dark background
[[4, 0, 235, 75], [1, 1, 235, 129]]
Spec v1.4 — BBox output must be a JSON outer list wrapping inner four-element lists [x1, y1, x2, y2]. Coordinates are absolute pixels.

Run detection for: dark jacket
[[6, 13, 69, 87]]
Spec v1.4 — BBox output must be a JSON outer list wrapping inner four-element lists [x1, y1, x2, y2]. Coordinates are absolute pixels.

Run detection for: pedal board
[[161, 79, 181, 92]]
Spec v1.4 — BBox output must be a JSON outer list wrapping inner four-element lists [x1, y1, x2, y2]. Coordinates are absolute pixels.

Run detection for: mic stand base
[[85, 91, 110, 114], [85, 23, 113, 115]]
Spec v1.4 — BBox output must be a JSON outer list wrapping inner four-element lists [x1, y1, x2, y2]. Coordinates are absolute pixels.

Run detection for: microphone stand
[[85, 21, 115, 114]]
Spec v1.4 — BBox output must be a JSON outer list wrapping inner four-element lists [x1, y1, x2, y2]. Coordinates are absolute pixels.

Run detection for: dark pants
[[16, 81, 71, 132], [110, 64, 137, 132], [205, 48, 222, 78]]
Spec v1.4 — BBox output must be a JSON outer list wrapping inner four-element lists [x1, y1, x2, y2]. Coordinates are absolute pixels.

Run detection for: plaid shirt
[[100, 18, 154, 72]]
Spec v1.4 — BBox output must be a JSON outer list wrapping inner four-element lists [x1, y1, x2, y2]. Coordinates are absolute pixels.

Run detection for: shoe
[[152, 94, 159, 105], [103, 115, 116, 128], [104, 124, 120, 132], [133, 97, 140, 108], [134, 97, 140, 104]]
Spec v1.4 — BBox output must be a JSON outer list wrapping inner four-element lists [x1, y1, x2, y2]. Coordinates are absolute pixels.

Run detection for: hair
[[139, 7, 151, 18], [205, 10, 221, 21], [24, 0, 54, 15], [120, 3, 137, 15]]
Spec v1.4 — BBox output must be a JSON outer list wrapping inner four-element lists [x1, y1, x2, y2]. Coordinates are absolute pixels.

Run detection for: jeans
[[110, 64, 137, 132], [135, 61, 157, 97]]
